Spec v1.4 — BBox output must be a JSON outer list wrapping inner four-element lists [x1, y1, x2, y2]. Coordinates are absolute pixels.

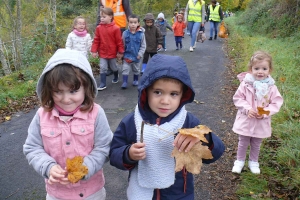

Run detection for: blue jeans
[[188, 22, 201, 47], [209, 21, 220, 37]]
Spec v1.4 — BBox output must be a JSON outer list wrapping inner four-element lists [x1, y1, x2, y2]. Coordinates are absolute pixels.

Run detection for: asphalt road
[[0, 23, 228, 200]]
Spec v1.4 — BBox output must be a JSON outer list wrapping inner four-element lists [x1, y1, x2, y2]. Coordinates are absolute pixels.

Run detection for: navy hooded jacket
[[109, 54, 225, 200]]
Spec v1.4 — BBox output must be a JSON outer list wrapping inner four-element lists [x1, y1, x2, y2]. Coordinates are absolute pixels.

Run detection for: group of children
[[65, 8, 189, 91], [22, 5, 283, 200]]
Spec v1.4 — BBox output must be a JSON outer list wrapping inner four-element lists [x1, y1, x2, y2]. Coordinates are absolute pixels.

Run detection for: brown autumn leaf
[[178, 125, 211, 143], [172, 143, 213, 174], [66, 156, 88, 183], [257, 106, 270, 116], [172, 125, 213, 174]]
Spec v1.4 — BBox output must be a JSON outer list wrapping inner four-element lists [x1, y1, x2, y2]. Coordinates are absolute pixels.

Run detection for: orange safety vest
[[101, 0, 126, 28]]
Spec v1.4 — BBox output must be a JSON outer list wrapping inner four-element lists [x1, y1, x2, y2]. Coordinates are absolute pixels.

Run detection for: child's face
[[158, 18, 163, 22], [251, 60, 270, 81], [177, 16, 183, 22], [128, 18, 139, 31], [74, 18, 86, 32], [52, 82, 85, 112], [147, 79, 183, 118], [145, 20, 153, 27], [101, 13, 112, 24]]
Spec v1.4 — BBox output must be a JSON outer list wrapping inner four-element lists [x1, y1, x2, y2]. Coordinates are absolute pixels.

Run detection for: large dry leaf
[[66, 156, 88, 183], [172, 143, 213, 174], [178, 125, 211, 143]]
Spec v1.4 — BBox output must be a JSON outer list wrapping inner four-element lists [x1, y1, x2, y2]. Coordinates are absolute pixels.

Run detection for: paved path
[[0, 23, 228, 200]]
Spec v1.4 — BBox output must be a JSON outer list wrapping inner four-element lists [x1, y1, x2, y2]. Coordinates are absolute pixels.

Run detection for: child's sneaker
[[248, 161, 260, 174], [164, 48, 167, 51], [176, 48, 179, 50], [189, 47, 193, 52], [232, 160, 245, 174]]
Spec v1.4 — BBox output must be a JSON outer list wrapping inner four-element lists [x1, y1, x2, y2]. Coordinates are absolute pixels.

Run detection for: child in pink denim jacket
[[231, 51, 283, 174], [23, 49, 113, 200]]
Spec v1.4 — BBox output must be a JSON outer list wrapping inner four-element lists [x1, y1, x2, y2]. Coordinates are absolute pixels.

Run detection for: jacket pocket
[[71, 125, 94, 154], [41, 127, 62, 154]]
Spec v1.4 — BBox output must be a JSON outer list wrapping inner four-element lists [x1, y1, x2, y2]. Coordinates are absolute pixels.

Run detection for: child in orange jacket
[[172, 14, 186, 50]]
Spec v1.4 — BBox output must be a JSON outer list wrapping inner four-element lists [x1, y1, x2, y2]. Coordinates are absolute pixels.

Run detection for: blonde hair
[[72, 16, 88, 31], [248, 51, 273, 72]]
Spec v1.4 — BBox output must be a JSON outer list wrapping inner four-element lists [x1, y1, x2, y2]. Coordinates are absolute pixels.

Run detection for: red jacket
[[172, 15, 186, 37], [91, 21, 124, 58]]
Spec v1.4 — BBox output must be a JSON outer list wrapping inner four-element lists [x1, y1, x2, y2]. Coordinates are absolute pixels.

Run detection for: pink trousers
[[237, 135, 263, 162]]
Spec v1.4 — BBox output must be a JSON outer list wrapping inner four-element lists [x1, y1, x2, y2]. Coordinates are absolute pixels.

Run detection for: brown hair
[[72, 16, 88, 32], [40, 64, 95, 112], [248, 51, 273, 72], [100, 7, 114, 22]]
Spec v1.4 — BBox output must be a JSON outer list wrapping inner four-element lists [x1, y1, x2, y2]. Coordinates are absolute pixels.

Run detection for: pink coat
[[232, 72, 283, 138]]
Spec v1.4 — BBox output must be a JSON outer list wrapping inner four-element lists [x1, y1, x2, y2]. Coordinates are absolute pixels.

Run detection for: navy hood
[[138, 54, 195, 123]]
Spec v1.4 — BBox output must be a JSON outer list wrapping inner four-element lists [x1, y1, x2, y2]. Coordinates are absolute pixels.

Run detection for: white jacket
[[65, 32, 92, 58]]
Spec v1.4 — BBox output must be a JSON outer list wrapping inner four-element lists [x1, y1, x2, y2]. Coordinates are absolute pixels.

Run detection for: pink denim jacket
[[24, 103, 112, 199], [232, 72, 283, 138]]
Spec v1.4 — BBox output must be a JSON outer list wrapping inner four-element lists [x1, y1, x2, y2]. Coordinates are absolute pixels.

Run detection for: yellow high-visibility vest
[[187, 0, 205, 22], [101, 0, 126, 28], [209, 5, 221, 22]]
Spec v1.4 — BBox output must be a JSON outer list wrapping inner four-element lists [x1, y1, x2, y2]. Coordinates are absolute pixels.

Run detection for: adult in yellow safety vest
[[184, 0, 206, 52], [206, 0, 223, 40], [97, 0, 132, 34]]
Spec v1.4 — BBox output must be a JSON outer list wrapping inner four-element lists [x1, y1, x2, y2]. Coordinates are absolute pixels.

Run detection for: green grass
[[225, 13, 300, 199]]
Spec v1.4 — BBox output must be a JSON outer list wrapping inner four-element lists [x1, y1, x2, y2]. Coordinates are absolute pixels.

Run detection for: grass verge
[[225, 15, 299, 199]]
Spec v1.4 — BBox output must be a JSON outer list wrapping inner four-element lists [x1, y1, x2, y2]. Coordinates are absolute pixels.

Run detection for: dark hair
[[128, 14, 140, 23], [40, 64, 95, 112], [100, 7, 114, 22]]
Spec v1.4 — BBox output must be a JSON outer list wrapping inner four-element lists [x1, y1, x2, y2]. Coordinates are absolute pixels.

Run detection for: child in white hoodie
[[155, 12, 173, 51]]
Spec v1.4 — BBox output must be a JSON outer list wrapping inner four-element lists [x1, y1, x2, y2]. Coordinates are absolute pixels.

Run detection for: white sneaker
[[189, 47, 193, 52], [193, 42, 196, 49], [248, 161, 260, 174], [232, 160, 245, 174]]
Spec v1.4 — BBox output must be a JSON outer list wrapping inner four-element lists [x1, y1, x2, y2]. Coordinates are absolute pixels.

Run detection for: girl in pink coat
[[231, 51, 283, 174]]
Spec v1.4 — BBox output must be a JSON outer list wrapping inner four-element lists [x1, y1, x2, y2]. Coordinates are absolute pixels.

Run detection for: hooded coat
[[109, 54, 225, 199], [143, 13, 163, 53], [172, 14, 187, 36], [91, 21, 124, 58], [232, 72, 283, 138], [154, 12, 173, 36], [23, 49, 113, 199]]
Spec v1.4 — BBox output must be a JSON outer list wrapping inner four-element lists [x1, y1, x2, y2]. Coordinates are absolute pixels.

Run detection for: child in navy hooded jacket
[[109, 54, 225, 200]]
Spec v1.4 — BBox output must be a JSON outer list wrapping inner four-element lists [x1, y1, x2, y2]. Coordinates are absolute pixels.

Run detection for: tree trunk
[[16, 0, 23, 68], [0, 38, 11, 75], [3, 0, 19, 70], [50, 0, 57, 33]]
